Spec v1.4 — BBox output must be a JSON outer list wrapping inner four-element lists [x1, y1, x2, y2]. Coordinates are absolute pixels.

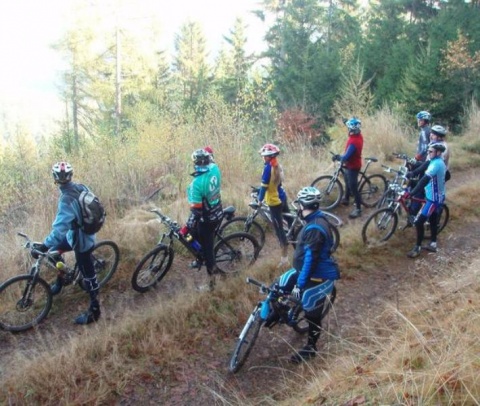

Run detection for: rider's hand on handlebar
[[292, 285, 302, 300], [30, 242, 49, 259], [332, 154, 341, 162]]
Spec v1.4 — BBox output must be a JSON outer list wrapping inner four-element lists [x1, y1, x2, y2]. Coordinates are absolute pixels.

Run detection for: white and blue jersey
[[424, 156, 446, 203]]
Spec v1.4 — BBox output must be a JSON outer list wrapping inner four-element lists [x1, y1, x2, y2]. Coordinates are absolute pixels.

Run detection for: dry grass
[[1, 106, 480, 404]]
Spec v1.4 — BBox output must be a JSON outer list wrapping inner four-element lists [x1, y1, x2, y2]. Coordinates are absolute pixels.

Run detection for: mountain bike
[[310, 152, 387, 210], [218, 186, 342, 251], [376, 153, 417, 208], [0, 233, 120, 332], [228, 277, 336, 373], [131, 207, 260, 293], [362, 166, 450, 245]]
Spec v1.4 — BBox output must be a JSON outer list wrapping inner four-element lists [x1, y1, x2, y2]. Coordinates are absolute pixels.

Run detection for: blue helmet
[[416, 111, 431, 121], [346, 117, 361, 134]]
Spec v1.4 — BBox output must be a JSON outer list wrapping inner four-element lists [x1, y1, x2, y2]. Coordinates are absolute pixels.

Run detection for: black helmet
[[52, 162, 73, 184], [191, 149, 210, 166], [431, 125, 447, 137], [428, 142, 446, 153]]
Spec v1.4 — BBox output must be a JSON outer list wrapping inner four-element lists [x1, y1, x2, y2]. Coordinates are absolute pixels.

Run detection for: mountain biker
[[407, 125, 450, 217], [31, 162, 101, 325], [332, 117, 364, 219], [257, 143, 290, 267], [415, 111, 432, 162], [273, 186, 340, 363], [405, 142, 447, 258], [429, 125, 450, 180], [186, 148, 223, 288]]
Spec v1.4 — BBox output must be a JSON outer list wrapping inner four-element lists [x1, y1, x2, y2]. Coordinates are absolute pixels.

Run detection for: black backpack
[[68, 184, 106, 235]]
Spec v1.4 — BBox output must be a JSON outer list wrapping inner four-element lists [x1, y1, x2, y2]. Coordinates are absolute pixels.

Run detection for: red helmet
[[204, 146, 214, 154], [259, 143, 280, 157]]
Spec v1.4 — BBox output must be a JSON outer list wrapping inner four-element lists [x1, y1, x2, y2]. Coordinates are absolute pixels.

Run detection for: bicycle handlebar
[[17, 232, 62, 258], [381, 164, 408, 178], [150, 208, 180, 232], [246, 277, 301, 304]]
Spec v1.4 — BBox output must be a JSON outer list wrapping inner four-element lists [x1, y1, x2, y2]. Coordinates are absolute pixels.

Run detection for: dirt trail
[[1, 168, 478, 405]]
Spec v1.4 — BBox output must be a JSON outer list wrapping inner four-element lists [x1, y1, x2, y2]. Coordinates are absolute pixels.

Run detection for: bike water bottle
[[56, 261, 67, 276], [191, 239, 202, 252]]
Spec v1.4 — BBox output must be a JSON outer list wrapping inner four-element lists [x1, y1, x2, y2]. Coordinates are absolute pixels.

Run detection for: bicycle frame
[[329, 152, 379, 188], [151, 207, 245, 269], [18, 233, 84, 287]]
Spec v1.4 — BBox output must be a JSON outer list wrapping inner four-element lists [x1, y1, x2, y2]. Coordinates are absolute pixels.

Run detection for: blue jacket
[[44, 182, 96, 253], [292, 211, 340, 288]]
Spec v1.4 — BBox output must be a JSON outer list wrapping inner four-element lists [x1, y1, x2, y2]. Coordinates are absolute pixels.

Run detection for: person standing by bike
[[333, 117, 364, 219], [257, 143, 290, 268], [32, 162, 101, 325], [185, 149, 223, 287], [415, 111, 432, 163], [405, 142, 447, 258], [271, 186, 340, 363]]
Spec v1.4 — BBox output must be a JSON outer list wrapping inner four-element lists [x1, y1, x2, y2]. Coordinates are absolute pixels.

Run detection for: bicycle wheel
[[218, 217, 266, 249], [359, 174, 388, 208], [376, 186, 396, 209], [214, 232, 259, 275], [0, 274, 53, 332], [330, 224, 340, 252], [362, 208, 399, 245], [131, 245, 174, 293], [310, 176, 343, 211], [291, 305, 309, 334], [323, 211, 343, 228], [228, 307, 263, 373], [425, 204, 450, 238], [91, 240, 120, 288]]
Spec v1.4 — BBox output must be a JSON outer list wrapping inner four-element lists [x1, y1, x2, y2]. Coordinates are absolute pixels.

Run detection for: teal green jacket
[[187, 163, 222, 219]]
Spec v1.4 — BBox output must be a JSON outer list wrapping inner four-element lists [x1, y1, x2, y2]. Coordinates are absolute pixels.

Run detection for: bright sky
[[0, 0, 265, 131]]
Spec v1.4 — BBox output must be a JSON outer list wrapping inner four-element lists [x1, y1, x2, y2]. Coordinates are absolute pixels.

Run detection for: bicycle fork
[[238, 305, 262, 340], [19, 267, 42, 310]]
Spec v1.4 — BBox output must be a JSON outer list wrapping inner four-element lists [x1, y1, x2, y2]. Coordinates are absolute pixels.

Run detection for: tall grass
[[1, 104, 479, 404]]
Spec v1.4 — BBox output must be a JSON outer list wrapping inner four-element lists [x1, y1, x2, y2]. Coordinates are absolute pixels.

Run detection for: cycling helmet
[[416, 111, 431, 121], [259, 143, 280, 157], [431, 125, 447, 137], [428, 142, 446, 153], [296, 186, 322, 210], [52, 161, 73, 184], [191, 149, 210, 166], [346, 117, 361, 134], [204, 146, 215, 162]]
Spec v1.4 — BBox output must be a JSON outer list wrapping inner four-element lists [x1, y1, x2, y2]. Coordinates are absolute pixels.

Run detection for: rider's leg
[[269, 204, 289, 265], [74, 247, 101, 325], [345, 169, 361, 218], [49, 238, 73, 295]]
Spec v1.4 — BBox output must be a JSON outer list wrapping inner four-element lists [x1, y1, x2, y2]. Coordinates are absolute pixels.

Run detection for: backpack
[[69, 184, 106, 234]]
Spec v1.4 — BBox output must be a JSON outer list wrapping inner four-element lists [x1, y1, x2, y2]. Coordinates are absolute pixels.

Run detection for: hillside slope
[[0, 167, 479, 405]]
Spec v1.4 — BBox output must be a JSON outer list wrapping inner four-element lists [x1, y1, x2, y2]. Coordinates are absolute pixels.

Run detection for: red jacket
[[343, 133, 364, 170]]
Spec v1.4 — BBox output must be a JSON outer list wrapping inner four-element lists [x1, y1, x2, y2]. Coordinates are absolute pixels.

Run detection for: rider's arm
[[257, 164, 271, 202], [340, 144, 356, 162], [409, 160, 429, 177], [409, 174, 429, 197], [44, 194, 77, 248]]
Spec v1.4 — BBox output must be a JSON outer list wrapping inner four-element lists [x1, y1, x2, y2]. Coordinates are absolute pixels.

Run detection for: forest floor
[[0, 167, 479, 405]]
